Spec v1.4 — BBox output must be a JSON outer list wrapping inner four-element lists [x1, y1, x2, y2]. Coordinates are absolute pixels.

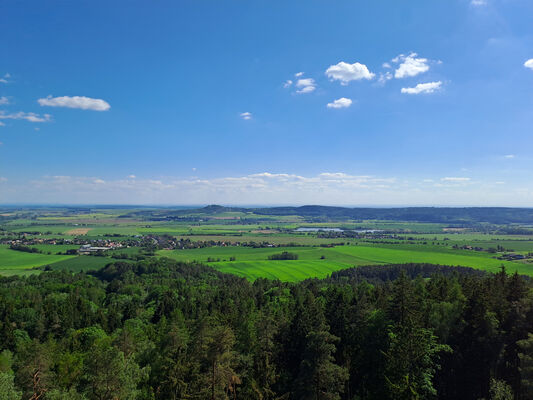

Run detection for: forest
[[1, 259, 533, 399]]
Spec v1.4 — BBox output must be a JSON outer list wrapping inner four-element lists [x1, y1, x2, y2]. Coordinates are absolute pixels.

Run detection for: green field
[[158, 243, 532, 281], [3, 206, 533, 280], [47, 256, 113, 272], [0, 245, 75, 275]]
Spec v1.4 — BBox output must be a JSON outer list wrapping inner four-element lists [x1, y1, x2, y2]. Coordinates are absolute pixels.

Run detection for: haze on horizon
[[1, 0, 533, 206]]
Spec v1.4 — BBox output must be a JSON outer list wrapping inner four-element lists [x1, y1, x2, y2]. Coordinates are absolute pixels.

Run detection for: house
[[78, 244, 110, 254]]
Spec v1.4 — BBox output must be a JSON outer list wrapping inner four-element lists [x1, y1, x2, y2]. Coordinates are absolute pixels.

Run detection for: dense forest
[[1, 260, 533, 399]]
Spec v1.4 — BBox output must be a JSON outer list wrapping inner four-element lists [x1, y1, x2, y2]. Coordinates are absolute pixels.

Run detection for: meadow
[[0, 245, 75, 275], [157, 242, 532, 281]]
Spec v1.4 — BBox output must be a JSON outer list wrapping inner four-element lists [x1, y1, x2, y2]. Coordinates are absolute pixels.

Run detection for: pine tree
[[294, 329, 348, 400]]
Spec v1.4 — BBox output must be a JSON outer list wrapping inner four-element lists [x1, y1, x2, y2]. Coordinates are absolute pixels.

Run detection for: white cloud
[[0, 97, 9, 105], [128, 175, 136, 179], [0, 73, 10, 84], [0, 111, 51, 123], [295, 72, 304, 77], [441, 177, 471, 182], [240, 112, 252, 120], [378, 72, 393, 84], [393, 53, 430, 78], [21, 172, 397, 205], [401, 81, 442, 94], [38, 95, 111, 111], [295, 78, 316, 94], [471, 0, 486, 5], [296, 86, 315, 94], [0, 122, 4, 127], [0, 177, 7, 183], [325, 61, 375, 84], [327, 97, 352, 109], [524, 59, 533, 70], [3, 171, 533, 206], [504, 154, 515, 159], [283, 79, 293, 88]]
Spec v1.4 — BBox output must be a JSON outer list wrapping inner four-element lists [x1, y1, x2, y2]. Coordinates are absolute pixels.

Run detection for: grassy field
[[0, 245, 75, 275], [47, 256, 113, 272], [158, 243, 532, 281]]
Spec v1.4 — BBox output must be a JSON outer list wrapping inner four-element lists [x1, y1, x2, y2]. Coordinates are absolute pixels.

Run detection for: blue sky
[[1, 0, 533, 205]]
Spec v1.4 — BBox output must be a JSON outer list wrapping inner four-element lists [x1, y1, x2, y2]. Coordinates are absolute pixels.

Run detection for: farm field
[[158, 243, 532, 281], [2, 206, 533, 279], [47, 256, 113, 272], [0, 245, 75, 275]]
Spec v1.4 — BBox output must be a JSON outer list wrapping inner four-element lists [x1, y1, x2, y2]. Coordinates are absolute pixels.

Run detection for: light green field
[[215, 260, 354, 281], [0, 245, 76, 275], [32, 244, 80, 253], [173, 234, 348, 245], [158, 243, 532, 281]]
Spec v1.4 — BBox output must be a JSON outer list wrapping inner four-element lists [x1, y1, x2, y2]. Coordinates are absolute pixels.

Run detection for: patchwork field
[[2, 206, 533, 280]]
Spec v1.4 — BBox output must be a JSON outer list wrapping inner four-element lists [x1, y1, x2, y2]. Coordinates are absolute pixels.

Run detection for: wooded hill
[[125, 204, 533, 224]]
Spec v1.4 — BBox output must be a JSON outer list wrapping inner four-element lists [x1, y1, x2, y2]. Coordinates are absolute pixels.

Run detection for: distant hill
[[250, 206, 533, 224], [123, 205, 533, 225]]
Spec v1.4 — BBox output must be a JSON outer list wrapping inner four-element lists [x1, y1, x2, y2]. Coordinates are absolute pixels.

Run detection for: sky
[[1, 0, 533, 206]]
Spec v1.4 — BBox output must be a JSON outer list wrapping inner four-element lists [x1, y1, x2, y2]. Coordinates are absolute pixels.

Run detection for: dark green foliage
[[0, 260, 532, 399], [268, 251, 298, 260]]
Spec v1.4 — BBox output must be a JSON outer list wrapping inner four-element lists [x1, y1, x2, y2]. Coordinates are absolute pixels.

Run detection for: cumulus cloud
[[0, 97, 9, 105], [0, 73, 10, 84], [327, 97, 352, 109], [38, 95, 111, 111], [325, 61, 375, 84], [128, 175, 136, 179], [524, 59, 533, 70], [0, 111, 51, 123], [295, 72, 304, 77], [393, 53, 430, 78], [240, 112, 252, 120], [295, 78, 316, 94], [401, 81, 442, 94]]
